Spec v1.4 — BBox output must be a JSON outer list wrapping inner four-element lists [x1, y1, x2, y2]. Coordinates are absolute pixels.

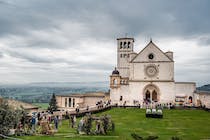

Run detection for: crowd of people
[[96, 100, 111, 109], [14, 99, 177, 136], [15, 111, 64, 135]]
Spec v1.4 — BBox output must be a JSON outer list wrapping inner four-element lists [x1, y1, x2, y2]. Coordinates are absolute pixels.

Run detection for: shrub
[[131, 133, 143, 140], [0, 100, 24, 136]]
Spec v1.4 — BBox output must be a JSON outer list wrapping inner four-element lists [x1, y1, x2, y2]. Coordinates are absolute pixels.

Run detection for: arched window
[[145, 90, 150, 101], [152, 90, 158, 102], [113, 79, 117, 85]]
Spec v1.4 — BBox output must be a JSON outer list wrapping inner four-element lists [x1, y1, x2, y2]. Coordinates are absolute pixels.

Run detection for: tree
[[49, 93, 57, 112]]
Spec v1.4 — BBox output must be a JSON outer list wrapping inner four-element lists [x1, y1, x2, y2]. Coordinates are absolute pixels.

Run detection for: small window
[[124, 54, 127, 57], [127, 54, 130, 58], [120, 96, 123, 101], [120, 54, 123, 58]]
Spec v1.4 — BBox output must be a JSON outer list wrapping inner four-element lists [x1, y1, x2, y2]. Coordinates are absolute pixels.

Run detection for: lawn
[[19, 108, 210, 140], [32, 103, 49, 110]]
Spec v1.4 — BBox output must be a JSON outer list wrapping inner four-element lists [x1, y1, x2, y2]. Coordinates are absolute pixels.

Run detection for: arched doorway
[[145, 90, 150, 101], [189, 96, 193, 103], [152, 90, 158, 102], [143, 84, 160, 102]]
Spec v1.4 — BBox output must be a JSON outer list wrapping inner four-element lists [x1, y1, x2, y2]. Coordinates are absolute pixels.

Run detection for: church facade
[[110, 37, 196, 106]]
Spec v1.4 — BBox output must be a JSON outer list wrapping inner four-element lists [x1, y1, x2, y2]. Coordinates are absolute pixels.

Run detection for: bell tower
[[110, 68, 121, 89], [117, 37, 134, 78]]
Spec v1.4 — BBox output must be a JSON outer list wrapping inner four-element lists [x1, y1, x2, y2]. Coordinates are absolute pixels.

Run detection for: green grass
[[19, 108, 210, 140], [32, 103, 49, 110]]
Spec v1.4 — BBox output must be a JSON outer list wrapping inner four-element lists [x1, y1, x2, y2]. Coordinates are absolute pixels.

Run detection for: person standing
[[59, 114, 62, 125], [73, 115, 77, 128], [54, 116, 59, 130], [31, 115, 36, 133], [69, 115, 73, 128]]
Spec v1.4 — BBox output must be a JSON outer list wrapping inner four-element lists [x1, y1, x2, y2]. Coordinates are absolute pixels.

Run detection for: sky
[[0, 0, 210, 86]]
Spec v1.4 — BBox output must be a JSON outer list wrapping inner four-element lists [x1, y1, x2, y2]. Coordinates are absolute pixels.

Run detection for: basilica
[[56, 37, 210, 110], [110, 37, 196, 106]]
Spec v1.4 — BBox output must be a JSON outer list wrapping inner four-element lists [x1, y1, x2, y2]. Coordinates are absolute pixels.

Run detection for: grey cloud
[[1, 0, 210, 40], [0, 0, 210, 84], [74, 63, 113, 72], [6, 50, 52, 63], [0, 52, 3, 58], [197, 37, 210, 46], [40, 0, 207, 39]]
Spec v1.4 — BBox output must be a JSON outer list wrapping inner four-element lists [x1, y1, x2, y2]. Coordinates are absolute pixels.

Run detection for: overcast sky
[[0, 0, 210, 86]]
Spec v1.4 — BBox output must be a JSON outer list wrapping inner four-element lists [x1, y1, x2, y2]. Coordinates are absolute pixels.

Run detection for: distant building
[[194, 91, 210, 108], [0, 97, 39, 115], [110, 37, 196, 106], [56, 92, 109, 111]]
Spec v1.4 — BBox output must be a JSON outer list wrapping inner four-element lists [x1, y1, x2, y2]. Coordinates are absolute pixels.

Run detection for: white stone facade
[[194, 91, 210, 108], [56, 92, 107, 111], [110, 37, 196, 106]]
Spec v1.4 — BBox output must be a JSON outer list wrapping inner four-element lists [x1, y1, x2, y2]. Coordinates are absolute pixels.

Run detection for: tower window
[[128, 42, 130, 48], [124, 42, 126, 48], [120, 42, 123, 49], [113, 79, 117, 85]]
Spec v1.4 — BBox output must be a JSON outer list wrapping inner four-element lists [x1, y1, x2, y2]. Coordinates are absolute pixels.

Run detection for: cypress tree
[[49, 93, 58, 112]]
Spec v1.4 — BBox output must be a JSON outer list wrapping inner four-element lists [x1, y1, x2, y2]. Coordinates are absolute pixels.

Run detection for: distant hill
[[1, 82, 209, 103], [0, 81, 109, 103], [196, 84, 210, 91]]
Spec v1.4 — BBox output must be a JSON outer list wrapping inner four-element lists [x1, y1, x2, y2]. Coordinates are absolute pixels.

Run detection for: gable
[[131, 41, 173, 63]]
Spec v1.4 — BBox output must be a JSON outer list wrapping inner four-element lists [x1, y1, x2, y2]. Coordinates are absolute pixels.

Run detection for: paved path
[[54, 105, 112, 117]]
